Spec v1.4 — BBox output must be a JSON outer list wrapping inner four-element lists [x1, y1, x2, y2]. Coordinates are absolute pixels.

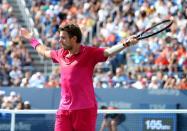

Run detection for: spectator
[[148, 76, 160, 89], [29, 72, 45, 88], [20, 71, 32, 87], [1, 96, 14, 109], [163, 75, 177, 89], [131, 75, 147, 89], [0, 91, 31, 110], [9, 66, 23, 86], [131, 48, 145, 64], [177, 75, 187, 90], [156, 71, 165, 88], [44, 75, 59, 88], [0, 90, 5, 107], [24, 101, 31, 109], [15, 101, 24, 110], [100, 105, 125, 131], [112, 67, 126, 88]]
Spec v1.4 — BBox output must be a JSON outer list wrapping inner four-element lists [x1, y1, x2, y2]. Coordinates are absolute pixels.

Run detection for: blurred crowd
[[92, 0, 187, 89], [0, 90, 31, 109], [93, 0, 187, 90], [0, 0, 33, 87], [0, 0, 187, 89]]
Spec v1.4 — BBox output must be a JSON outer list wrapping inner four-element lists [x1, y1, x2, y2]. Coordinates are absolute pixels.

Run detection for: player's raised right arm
[[20, 28, 51, 58]]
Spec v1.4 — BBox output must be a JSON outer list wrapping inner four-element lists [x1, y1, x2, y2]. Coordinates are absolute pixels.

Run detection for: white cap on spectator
[[0, 90, 5, 96], [0, 41, 4, 46], [136, 48, 141, 52], [151, 76, 157, 82], [83, 3, 90, 12], [10, 91, 16, 97], [49, 5, 54, 10], [24, 101, 30, 105]]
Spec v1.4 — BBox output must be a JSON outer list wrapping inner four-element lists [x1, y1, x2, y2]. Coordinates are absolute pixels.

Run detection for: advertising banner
[[0, 114, 55, 131]]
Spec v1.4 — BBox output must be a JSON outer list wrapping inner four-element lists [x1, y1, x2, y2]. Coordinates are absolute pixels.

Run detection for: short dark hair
[[59, 24, 82, 43], [100, 105, 108, 109]]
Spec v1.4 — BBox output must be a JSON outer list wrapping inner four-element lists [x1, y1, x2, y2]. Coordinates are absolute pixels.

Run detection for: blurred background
[[0, 0, 187, 131]]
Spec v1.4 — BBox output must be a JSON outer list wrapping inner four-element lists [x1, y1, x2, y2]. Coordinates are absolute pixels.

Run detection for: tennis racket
[[124, 19, 173, 46], [135, 19, 173, 40]]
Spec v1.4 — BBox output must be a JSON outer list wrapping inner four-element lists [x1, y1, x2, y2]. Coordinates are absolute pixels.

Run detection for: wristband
[[29, 37, 40, 49]]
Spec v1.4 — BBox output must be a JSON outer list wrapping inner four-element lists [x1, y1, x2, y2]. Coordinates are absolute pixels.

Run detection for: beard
[[61, 44, 72, 50]]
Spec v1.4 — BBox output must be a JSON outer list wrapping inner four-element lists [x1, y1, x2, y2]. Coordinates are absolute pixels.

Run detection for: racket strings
[[137, 20, 172, 40]]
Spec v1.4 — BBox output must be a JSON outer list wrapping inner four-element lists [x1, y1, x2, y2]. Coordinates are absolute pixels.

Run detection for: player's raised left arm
[[20, 28, 52, 58]]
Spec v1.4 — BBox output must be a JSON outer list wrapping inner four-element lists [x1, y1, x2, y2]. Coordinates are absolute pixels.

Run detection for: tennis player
[[20, 23, 137, 131]]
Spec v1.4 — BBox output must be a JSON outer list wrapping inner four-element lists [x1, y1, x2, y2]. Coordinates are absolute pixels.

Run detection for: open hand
[[20, 28, 33, 40]]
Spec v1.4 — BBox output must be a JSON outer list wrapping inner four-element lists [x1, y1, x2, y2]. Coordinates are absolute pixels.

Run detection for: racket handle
[[122, 36, 138, 47], [122, 41, 130, 47]]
